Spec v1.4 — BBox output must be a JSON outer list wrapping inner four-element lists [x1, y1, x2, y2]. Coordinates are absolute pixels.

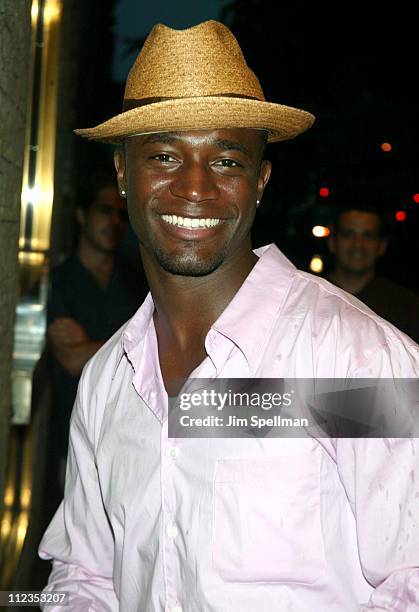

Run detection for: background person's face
[[116, 128, 271, 276], [329, 210, 387, 274], [79, 185, 128, 253]]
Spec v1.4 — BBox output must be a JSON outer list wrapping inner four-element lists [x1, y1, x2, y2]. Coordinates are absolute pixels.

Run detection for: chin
[[97, 244, 118, 254], [344, 265, 371, 275], [154, 247, 226, 277]]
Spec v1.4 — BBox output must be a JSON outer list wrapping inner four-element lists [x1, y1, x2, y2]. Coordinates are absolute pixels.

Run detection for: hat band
[[122, 93, 261, 112]]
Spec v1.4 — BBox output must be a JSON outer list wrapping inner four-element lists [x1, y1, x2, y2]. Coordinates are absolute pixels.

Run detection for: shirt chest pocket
[[212, 450, 326, 584]]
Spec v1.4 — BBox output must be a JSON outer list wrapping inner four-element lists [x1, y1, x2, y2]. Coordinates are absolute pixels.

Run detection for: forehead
[[338, 210, 381, 232], [125, 128, 266, 153]]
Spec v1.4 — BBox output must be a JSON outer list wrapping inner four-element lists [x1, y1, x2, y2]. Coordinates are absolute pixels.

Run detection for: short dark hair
[[259, 130, 268, 153], [332, 200, 388, 239], [78, 167, 118, 213]]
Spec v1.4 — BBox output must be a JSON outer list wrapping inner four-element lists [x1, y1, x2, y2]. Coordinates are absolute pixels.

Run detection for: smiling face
[[114, 129, 271, 277], [77, 185, 128, 254], [329, 210, 387, 275]]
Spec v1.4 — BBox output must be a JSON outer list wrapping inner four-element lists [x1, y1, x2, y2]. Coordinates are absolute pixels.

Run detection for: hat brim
[[74, 96, 315, 143]]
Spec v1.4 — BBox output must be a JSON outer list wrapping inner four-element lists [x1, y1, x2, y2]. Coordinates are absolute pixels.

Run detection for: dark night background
[[73, 0, 418, 291]]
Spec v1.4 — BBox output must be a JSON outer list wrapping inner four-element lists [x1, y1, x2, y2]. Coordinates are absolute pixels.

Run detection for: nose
[[352, 233, 366, 248], [170, 161, 219, 203]]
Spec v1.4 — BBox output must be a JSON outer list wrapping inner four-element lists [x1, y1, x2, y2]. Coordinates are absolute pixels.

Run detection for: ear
[[76, 207, 86, 226], [256, 160, 272, 205], [114, 146, 126, 196], [378, 238, 388, 257]]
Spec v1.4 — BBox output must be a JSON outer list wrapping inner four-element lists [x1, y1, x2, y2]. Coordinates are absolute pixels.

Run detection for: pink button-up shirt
[[39, 244, 419, 611]]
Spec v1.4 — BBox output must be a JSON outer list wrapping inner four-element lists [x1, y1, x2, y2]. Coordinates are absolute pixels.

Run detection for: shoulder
[[365, 277, 419, 302], [289, 269, 389, 326], [71, 292, 155, 443], [285, 270, 419, 375], [49, 255, 83, 287], [83, 321, 129, 390], [51, 253, 80, 273], [74, 320, 131, 433]]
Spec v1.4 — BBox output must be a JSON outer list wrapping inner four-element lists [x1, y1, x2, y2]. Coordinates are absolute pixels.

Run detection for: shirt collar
[[111, 292, 154, 377], [115, 244, 296, 375], [211, 244, 296, 372]]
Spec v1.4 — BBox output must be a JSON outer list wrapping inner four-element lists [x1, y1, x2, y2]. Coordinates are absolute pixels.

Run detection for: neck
[[143, 246, 257, 348], [77, 239, 114, 283], [329, 266, 375, 295]]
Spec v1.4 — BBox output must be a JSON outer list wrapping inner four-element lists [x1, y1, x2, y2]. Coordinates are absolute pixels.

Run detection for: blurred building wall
[[49, 0, 82, 262], [3, 0, 119, 590], [0, 0, 32, 517], [50, 0, 117, 264]]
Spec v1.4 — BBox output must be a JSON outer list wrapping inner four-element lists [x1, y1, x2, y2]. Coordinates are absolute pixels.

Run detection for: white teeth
[[161, 214, 221, 229]]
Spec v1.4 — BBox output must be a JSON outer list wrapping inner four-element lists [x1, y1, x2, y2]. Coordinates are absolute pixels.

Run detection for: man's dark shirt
[[47, 253, 146, 457], [355, 277, 419, 343]]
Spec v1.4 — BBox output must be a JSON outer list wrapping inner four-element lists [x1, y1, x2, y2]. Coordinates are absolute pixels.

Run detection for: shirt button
[[169, 446, 179, 459], [167, 524, 178, 539]]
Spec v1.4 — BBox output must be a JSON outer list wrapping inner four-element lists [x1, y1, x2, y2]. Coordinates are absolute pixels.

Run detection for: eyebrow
[[213, 139, 250, 155], [143, 132, 251, 155], [143, 133, 181, 145]]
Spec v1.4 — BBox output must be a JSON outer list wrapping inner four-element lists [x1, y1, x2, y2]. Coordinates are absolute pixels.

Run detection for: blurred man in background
[[47, 170, 145, 497], [328, 205, 419, 342]]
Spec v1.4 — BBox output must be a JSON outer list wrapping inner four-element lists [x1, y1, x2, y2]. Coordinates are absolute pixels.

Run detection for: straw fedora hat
[[75, 20, 315, 143]]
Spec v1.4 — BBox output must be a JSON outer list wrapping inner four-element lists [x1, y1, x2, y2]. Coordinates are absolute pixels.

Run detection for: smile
[[160, 214, 221, 229]]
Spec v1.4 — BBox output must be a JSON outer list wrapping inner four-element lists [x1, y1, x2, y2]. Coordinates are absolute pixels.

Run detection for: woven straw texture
[[75, 21, 315, 143]]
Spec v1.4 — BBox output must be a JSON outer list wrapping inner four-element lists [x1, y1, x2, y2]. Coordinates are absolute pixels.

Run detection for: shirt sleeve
[[336, 438, 419, 611], [338, 338, 419, 611], [38, 374, 118, 611]]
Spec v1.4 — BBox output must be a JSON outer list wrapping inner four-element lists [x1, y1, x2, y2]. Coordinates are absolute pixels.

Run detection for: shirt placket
[[161, 418, 184, 612], [160, 332, 230, 612]]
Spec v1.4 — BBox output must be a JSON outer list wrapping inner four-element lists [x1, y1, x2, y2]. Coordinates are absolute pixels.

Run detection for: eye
[[213, 158, 242, 168], [150, 153, 178, 163]]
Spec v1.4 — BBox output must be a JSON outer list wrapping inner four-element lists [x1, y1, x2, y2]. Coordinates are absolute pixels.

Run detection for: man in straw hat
[[39, 20, 419, 611]]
